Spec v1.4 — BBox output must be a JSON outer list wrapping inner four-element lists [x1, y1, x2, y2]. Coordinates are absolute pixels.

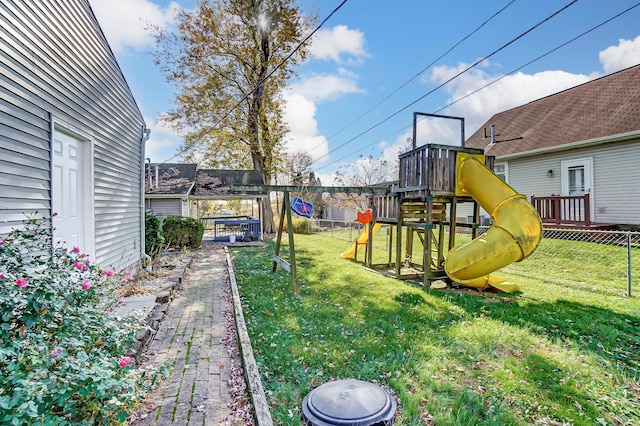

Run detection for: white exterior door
[[561, 158, 594, 220], [52, 125, 94, 255]]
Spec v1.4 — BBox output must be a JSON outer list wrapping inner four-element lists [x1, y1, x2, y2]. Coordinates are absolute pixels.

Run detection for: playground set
[[270, 113, 542, 294]]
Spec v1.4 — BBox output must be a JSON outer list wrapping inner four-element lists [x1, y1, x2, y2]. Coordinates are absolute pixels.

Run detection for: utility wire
[[160, 0, 349, 164], [342, 0, 640, 166], [310, 0, 580, 169], [307, 0, 518, 154]]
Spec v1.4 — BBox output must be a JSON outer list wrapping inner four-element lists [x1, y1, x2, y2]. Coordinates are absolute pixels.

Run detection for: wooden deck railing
[[397, 144, 492, 196], [530, 193, 591, 226]]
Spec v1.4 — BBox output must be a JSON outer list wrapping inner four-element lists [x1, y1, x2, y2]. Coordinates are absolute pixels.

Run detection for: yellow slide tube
[[444, 153, 542, 292]]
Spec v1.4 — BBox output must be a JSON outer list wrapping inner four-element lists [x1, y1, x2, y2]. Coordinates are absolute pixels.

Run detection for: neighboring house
[[322, 193, 366, 222], [145, 164, 266, 238], [465, 64, 640, 227], [0, 1, 148, 268], [145, 163, 198, 219], [190, 168, 266, 206]]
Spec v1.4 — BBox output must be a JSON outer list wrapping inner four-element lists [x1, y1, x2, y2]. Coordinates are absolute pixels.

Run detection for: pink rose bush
[[119, 356, 132, 368], [0, 215, 157, 424], [82, 279, 92, 291]]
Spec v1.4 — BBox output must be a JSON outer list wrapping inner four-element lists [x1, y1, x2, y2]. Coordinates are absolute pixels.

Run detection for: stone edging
[[133, 256, 193, 358], [224, 247, 274, 426]]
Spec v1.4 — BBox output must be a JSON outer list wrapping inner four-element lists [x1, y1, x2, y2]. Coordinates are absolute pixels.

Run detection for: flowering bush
[[0, 216, 159, 424]]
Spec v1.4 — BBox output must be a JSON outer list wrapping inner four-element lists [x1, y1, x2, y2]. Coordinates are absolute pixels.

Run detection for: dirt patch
[[116, 248, 191, 297]]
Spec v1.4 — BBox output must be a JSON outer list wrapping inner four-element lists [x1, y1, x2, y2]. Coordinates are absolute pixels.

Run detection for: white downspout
[[140, 126, 151, 271]]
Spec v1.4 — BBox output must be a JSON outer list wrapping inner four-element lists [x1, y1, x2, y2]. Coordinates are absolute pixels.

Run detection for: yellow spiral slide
[[444, 153, 542, 292]]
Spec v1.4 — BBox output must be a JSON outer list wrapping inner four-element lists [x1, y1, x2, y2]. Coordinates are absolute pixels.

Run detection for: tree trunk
[[250, 149, 276, 234], [261, 192, 277, 234]]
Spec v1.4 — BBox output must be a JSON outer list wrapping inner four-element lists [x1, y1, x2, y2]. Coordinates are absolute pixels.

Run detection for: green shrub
[[291, 217, 319, 234], [162, 216, 204, 249], [145, 213, 164, 258], [0, 215, 159, 425]]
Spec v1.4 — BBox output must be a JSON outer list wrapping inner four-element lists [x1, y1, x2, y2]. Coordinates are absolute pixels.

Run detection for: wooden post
[[387, 225, 393, 267], [584, 193, 591, 226], [366, 204, 377, 267], [437, 206, 446, 268], [272, 191, 298, 295], [284, 191, 298, 295], [272, 199, 286, 272], [395, 198, 403, 277], [472, 198, 480, 239], [449, 197, 458, 250], [424, 198, 432, 286], [553, 196, 561, 225]]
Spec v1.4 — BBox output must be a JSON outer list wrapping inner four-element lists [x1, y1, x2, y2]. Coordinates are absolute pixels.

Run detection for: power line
[[313, 1, 640, 174], [434, 2, 640, 114], [307, 0, 518, 154], [310, 0, 580, 169], [160, 0, 349, 164]]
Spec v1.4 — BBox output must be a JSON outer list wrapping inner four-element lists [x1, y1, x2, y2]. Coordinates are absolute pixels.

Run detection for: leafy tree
[[151, 0, 315, 233]]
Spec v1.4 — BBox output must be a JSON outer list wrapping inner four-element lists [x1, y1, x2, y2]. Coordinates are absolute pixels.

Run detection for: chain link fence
[[297, 219, 640, 297]]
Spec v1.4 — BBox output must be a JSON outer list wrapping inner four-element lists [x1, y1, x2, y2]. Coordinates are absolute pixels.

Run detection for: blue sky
[[90, 0, 640, 183]]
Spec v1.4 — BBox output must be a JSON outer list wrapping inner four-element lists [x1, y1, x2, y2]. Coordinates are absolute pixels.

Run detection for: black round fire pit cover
[[302, 379, 397, 426]]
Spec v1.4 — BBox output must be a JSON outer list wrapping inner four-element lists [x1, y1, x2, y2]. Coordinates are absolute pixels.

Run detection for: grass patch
[[232, 233, 640, 425]]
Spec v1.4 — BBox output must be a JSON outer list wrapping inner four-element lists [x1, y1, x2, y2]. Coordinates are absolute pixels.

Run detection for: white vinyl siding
[[0, 0, 145, 267], [503, 139, 640, 225], [589, 141, 640, 224], [148, 199, 183, 220]]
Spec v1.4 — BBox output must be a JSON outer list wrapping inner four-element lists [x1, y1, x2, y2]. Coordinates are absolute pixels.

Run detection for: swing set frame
[[233, 184, 384, 296]]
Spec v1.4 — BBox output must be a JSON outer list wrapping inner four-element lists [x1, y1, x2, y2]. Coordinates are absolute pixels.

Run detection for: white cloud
[[599, 35, 640, 74], [288, 69, 364, 103], [282, 91, 329, 162], [89, 0, 180, 52], [430, 63, 593, 133], [376, 64, 595, 160], [144, 117, 184, 163], [283, 68, 367, 163], [310, 25, 369, 64]]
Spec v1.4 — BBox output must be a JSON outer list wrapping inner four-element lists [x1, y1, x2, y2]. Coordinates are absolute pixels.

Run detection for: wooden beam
[[232, 184, 390, 194], [272, 255, 291, 273]]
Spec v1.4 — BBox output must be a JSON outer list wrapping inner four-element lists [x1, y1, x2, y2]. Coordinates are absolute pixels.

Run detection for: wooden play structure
[[356, 143, 493, 285], [341, 112, 541, 292], [236, 113, 542, 294]]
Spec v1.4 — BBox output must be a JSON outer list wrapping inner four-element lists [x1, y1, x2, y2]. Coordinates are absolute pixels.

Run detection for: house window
[[493, 163, 507, 182], [568, 166, 585, 195]]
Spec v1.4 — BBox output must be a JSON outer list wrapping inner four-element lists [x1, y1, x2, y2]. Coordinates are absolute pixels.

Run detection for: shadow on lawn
[[429, 290, 640, 379], [293, 244, 640, 380], [236, 243, 640, 424]]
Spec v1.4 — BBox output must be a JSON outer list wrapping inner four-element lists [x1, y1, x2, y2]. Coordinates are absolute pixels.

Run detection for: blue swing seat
[[290, 196, 314, 218]]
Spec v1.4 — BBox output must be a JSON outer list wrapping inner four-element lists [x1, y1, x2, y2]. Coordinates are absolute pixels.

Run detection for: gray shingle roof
[[145, 163, 197, 195], [464, 64, 640, 157], [145, 165, 265, 197], [192, 169, 266, 197]]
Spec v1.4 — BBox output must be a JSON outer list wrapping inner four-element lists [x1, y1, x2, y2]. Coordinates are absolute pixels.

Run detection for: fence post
[[628, 232, 632, 297]]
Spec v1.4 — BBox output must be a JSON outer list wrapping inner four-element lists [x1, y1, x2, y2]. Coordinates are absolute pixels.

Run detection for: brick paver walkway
[[130, 249, 233, 425]]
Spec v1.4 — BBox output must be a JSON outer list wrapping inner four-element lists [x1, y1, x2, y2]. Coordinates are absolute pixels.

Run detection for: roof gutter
[[145, 193, 191, 199], [494, 129, 640, 160], [189, 194, 268, 200]]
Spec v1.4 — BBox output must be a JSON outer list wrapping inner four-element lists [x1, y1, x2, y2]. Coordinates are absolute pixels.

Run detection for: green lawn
[[231, 233, 640, 425]]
